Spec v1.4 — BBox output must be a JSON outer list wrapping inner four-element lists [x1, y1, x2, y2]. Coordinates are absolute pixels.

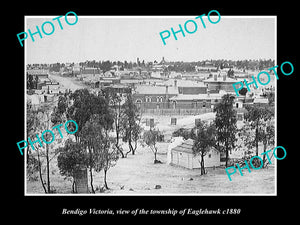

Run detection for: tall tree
[[27, 103, 55, 193], [261, 119, 275, 167], [61, 89, 114, 192], [242, 104, 275, 166], [57, 139, 88, 193], [214, 94, 237, 167], [65, 89, 93, 143], [102, 87, 125, 158], [80, 117, 103, 193], [121, 93, 141, 156], [143, 128, 162, 163], [100, 60, 112, 73], [26, 101, 39, 181], [101, 137, 119, 189], [27, 74, 34, 90], [80, 113, 117, 191], [191, 120, 216, 175]]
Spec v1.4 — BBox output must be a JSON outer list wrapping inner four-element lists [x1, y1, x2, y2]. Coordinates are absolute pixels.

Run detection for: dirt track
[[49, 73, 86, 91]]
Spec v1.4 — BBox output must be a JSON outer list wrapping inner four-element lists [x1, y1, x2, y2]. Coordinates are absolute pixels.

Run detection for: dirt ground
[[26, 141, 275, 195], [26, 76, 275, 195]]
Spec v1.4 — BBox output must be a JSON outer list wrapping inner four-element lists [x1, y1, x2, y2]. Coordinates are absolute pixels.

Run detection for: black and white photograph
[[14, 4, 297, 220], [24, 15, 277, 195]]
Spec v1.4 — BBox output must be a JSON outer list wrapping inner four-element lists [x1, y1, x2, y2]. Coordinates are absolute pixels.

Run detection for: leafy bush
[[172, 128, 191, 140]]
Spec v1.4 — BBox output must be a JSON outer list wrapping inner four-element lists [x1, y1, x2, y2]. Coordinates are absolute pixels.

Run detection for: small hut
[[170, 139, 220, 169]]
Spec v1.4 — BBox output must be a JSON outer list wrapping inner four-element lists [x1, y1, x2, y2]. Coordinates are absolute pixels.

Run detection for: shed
[[170, 139, 220, 169]]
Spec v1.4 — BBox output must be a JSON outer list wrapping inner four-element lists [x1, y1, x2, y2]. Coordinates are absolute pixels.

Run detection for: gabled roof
[[171, 139, 194, 153], [171, 138, 218, 154]]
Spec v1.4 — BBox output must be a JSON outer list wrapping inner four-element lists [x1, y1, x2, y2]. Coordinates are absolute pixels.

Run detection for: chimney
[[165, 85, 169, 95], [207, 88, 210, 97], [174, 79, 177, 87]]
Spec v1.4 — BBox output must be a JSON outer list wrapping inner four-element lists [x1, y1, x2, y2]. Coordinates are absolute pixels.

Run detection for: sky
[[25, 15, 276, 64]]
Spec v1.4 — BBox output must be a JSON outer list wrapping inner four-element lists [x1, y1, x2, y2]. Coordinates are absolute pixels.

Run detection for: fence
[[141, 108, 212, 116]]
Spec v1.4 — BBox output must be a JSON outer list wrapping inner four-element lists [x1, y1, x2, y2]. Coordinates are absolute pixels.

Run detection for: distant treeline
[[28, 59, 275, 73]]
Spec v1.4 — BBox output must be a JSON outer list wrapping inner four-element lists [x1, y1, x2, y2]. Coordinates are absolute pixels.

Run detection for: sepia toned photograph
[[24, 15, 276, 195]]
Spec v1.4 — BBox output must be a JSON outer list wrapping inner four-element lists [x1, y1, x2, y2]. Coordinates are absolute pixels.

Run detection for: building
[[203, 74, 238, 93], [102, 84, 131, 96], [27, 69, 49, 78], [170, 139, 220, 169], [164, 79, 207, 95], [72, 63, 81, 75], [253, 97, 269, 105], [81, 67, 101, 75], [151, 57, 169, 78], [169, 92, 222, 110], [133, 84, 178, 109]]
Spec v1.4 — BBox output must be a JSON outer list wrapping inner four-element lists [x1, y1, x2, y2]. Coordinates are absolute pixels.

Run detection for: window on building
[[172, 101, 176, 109], [192, 101, 197, 108], [208, 154, 211, 158]]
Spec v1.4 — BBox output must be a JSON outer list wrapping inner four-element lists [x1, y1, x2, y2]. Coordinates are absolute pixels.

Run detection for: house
[[170, 139, 220, 169]]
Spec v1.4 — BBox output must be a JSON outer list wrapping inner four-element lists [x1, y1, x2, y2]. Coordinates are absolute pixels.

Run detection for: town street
[[49, 73, 85, 91]]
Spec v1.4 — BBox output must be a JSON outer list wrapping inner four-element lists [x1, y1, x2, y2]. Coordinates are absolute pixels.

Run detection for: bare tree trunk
[[225, 143, 229, 168], [37, 148, 47, 193], [115, 101, 125, 158], [262, 141, 267, 168], [255, 122, 259, 156], [132, 138, 138, 155], [89, 167, 95, 193], [115, 119, 124, 158], [153, 146, 158, 163], [129, 139, 134, 155], [117, 146, 125, 158], [46, 144, 51, 193], [72, 178, 77, 193], [115, 133, 125, 158], [125, 138, 133, 157], [200, 154, 206, 175], [104, 168, 109, 190]]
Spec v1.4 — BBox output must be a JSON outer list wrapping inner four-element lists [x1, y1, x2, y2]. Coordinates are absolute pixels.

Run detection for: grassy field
[[26, 141, 276, 195]]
